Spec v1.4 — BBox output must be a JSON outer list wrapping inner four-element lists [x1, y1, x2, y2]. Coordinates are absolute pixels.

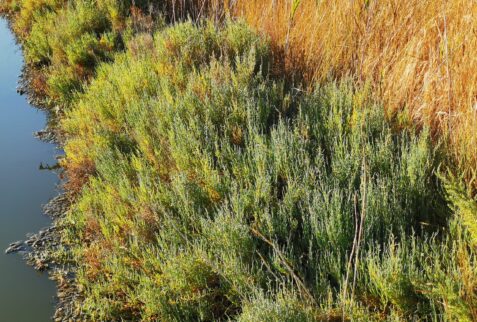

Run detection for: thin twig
[[342, 192, 359, 316], [352, 158, 367, 299], [342, 156, 367, 320], [251, 227, 316, 305], [255, 250, 281, 282]]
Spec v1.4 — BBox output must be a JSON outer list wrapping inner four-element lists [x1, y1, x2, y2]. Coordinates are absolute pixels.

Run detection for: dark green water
[[0, 18, 57, 321]]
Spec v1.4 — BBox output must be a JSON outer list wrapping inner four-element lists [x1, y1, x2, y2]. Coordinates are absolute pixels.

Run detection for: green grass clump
[[2, 0, 162, 106], [55, 20, 477, 321], [237, 291, 317, 322], [24, 1, 116, 104]]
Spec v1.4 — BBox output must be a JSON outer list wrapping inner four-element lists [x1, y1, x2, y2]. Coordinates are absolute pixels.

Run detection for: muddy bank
[[6, 193, 84, 321], [1, 20, 82, 321]]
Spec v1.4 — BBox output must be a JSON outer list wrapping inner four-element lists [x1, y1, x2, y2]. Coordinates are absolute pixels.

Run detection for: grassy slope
[[1, 0, 477, 320]]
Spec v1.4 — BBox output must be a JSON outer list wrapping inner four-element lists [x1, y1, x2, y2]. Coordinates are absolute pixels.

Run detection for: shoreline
[[2, 17, 82, 321]]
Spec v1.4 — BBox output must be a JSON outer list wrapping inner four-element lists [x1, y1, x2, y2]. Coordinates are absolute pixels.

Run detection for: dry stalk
[[342, 157, 367, 319], [250, 227, 316, 305]]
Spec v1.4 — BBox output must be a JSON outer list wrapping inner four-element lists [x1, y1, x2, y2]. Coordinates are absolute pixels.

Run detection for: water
[[0, 18, 57, 322]]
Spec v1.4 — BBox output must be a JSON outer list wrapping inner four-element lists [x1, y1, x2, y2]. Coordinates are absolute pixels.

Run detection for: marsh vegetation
[[1, 0, 477, 320]]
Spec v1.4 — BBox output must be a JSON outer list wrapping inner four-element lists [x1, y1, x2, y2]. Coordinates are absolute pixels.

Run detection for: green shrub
[[16, 0, 123, 105], [24, 10, 54, 65], [56, 20, 460, 320], [139, 251, 238, 321], [238, 291, 316, 322]]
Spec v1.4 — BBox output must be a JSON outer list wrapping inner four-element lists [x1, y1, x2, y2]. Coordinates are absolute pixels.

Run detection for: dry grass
[[207, 0, 477, 187]]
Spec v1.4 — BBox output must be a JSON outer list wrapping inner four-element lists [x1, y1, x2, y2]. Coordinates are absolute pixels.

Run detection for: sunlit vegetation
[[4, 0, 476, 186], [1, 0, 162, 105], [2, 0, 477, 320], [60, 22, 477, 320], [215, 0, 477, 190]]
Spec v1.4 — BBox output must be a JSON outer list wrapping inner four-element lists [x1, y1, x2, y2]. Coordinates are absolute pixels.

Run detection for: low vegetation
[[1, 0, 477, 320]]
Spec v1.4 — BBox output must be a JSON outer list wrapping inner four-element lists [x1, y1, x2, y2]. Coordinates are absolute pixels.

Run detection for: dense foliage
[[1, 0, 477, 320]]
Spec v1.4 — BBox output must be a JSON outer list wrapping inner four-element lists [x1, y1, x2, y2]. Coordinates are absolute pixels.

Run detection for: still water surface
[[0, 18, 57, 322]]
